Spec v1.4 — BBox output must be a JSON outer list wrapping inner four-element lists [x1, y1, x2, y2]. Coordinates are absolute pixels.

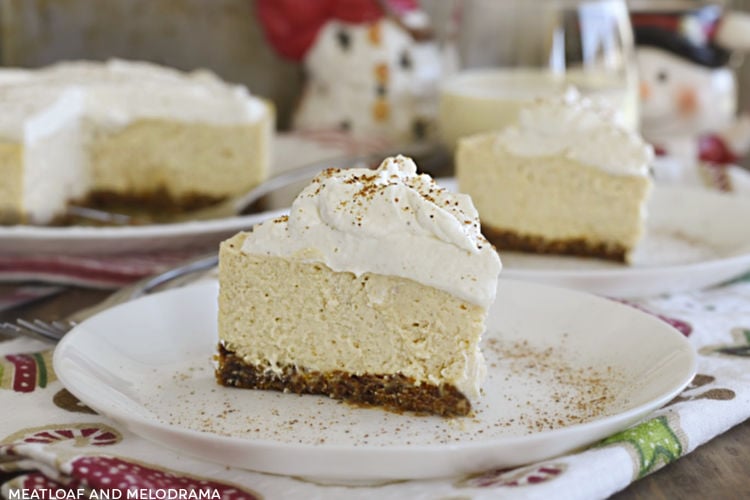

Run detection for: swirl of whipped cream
[[242, 156, 502, 308], [496, 90, 653, 177]]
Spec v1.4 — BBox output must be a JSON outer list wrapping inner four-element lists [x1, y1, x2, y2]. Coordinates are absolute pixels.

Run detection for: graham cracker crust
[[84, 188, 224, 213], [0, 211, 23, 225], [1, 190, 224, 226], [215, 343, 472, 417], [483, 225, 628, 263]]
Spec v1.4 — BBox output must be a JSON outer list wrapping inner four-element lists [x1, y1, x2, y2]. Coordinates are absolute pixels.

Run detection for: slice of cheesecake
[[216, 156, 501, 417], [456, 92, 653, 263]]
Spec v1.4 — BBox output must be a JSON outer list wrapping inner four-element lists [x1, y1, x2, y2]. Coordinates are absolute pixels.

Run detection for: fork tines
[[0, 319, 76, 343]]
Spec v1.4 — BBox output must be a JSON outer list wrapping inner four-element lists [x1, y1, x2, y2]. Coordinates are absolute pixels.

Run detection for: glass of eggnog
[[437, 0, 639, 150]]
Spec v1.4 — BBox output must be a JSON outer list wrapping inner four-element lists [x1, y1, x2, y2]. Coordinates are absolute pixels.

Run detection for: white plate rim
[[503, 251, 750, 279], [1, 213, 264, 240], [0, 209, 290, 256]]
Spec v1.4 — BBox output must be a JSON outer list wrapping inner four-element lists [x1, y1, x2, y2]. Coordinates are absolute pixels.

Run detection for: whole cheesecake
[[456, 92, 653, 263], [0, 59, 272, 225], [216, 156, 502, 417]]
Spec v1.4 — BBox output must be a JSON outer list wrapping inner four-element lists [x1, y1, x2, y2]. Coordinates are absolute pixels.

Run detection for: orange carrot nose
[[639, 81, 651, 101], [677, 87, 698, 116]]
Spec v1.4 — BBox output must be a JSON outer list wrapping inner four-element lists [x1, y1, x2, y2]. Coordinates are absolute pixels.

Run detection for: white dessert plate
[[490, 185, 750, 298], [53, 279, 696, 482]]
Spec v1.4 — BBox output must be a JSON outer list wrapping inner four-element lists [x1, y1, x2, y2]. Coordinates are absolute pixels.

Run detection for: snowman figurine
[[256, 0, 441, 150], [632, 4, 750, 191]]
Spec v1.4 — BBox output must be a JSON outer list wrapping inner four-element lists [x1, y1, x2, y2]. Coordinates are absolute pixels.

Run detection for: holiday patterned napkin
[[653, 158, 750, 194], [1, 273, 749, 500], [699, 162, 750, 193], [0, 249, 216, 290]]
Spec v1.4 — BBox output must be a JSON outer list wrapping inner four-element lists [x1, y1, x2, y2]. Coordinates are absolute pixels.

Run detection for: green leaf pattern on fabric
[[598, 415, 684, 479], [725, 270, 750, 285]]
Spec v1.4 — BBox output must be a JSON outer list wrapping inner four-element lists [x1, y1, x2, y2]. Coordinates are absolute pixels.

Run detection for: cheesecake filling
[[218, 244, 491, 407], [0, 87, 89, 224]]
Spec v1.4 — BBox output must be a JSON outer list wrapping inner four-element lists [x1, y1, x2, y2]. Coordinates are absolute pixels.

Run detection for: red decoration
[[614, 299, 693, 337], [698, 133, 739, 165], [455, 463, 566, 488], [631, 13, 682, 34], [5, 354, 37, 393]]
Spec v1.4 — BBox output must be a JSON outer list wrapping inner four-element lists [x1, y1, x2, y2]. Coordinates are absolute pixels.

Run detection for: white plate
[[53, 279, 696, 482], [497, 186, 750, 297]]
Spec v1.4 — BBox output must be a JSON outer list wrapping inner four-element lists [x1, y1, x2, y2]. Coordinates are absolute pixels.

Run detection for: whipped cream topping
[[0, 59, 267, 136], [496, 90, 653, 177], [242, 156, 502, 308]]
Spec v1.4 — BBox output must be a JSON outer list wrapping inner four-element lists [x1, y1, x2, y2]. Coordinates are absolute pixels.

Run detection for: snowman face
[[637, 47, 736, 140]]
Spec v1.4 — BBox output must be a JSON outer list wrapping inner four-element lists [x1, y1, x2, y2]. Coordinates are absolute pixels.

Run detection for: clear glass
[[436, 0, 639, 149]]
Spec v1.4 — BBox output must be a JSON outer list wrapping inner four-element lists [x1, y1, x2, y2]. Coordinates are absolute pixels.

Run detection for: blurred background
[[728, 0, 750, 131], [1, 0, 747, 168], [0, 0, 303, 129]]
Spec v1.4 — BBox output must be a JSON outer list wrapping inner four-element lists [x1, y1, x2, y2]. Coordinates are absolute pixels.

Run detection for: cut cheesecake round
[[0, 59, 272, 225]]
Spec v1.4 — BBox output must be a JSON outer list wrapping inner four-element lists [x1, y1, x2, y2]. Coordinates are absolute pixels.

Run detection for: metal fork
[[0, 319, 76, 343], [1, 252, 219, 344]]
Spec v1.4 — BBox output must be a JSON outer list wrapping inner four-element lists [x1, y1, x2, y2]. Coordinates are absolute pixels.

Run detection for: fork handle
[[128, 253, 218, 299], [66, 253, 218, 323]]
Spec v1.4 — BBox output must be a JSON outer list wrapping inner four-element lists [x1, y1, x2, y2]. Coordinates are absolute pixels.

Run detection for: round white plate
[[496, 186, 750, 297], [53, 279, 696, 482]]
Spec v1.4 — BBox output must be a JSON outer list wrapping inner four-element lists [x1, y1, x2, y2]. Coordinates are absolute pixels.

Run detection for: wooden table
[[1, 284, 748, 499]]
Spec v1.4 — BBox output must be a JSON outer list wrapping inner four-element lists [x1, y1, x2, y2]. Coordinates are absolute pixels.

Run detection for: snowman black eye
[[399, 50, 413, 70], [657, 70, 669, 83], [336, 29, 351, 51]]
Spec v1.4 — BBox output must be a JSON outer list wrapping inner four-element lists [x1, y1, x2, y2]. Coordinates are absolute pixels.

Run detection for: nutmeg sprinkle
[[295, 156, 490, 249]]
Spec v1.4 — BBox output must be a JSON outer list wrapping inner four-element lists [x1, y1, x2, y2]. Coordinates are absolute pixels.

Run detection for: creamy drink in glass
[[435, 0, 638, 149]]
